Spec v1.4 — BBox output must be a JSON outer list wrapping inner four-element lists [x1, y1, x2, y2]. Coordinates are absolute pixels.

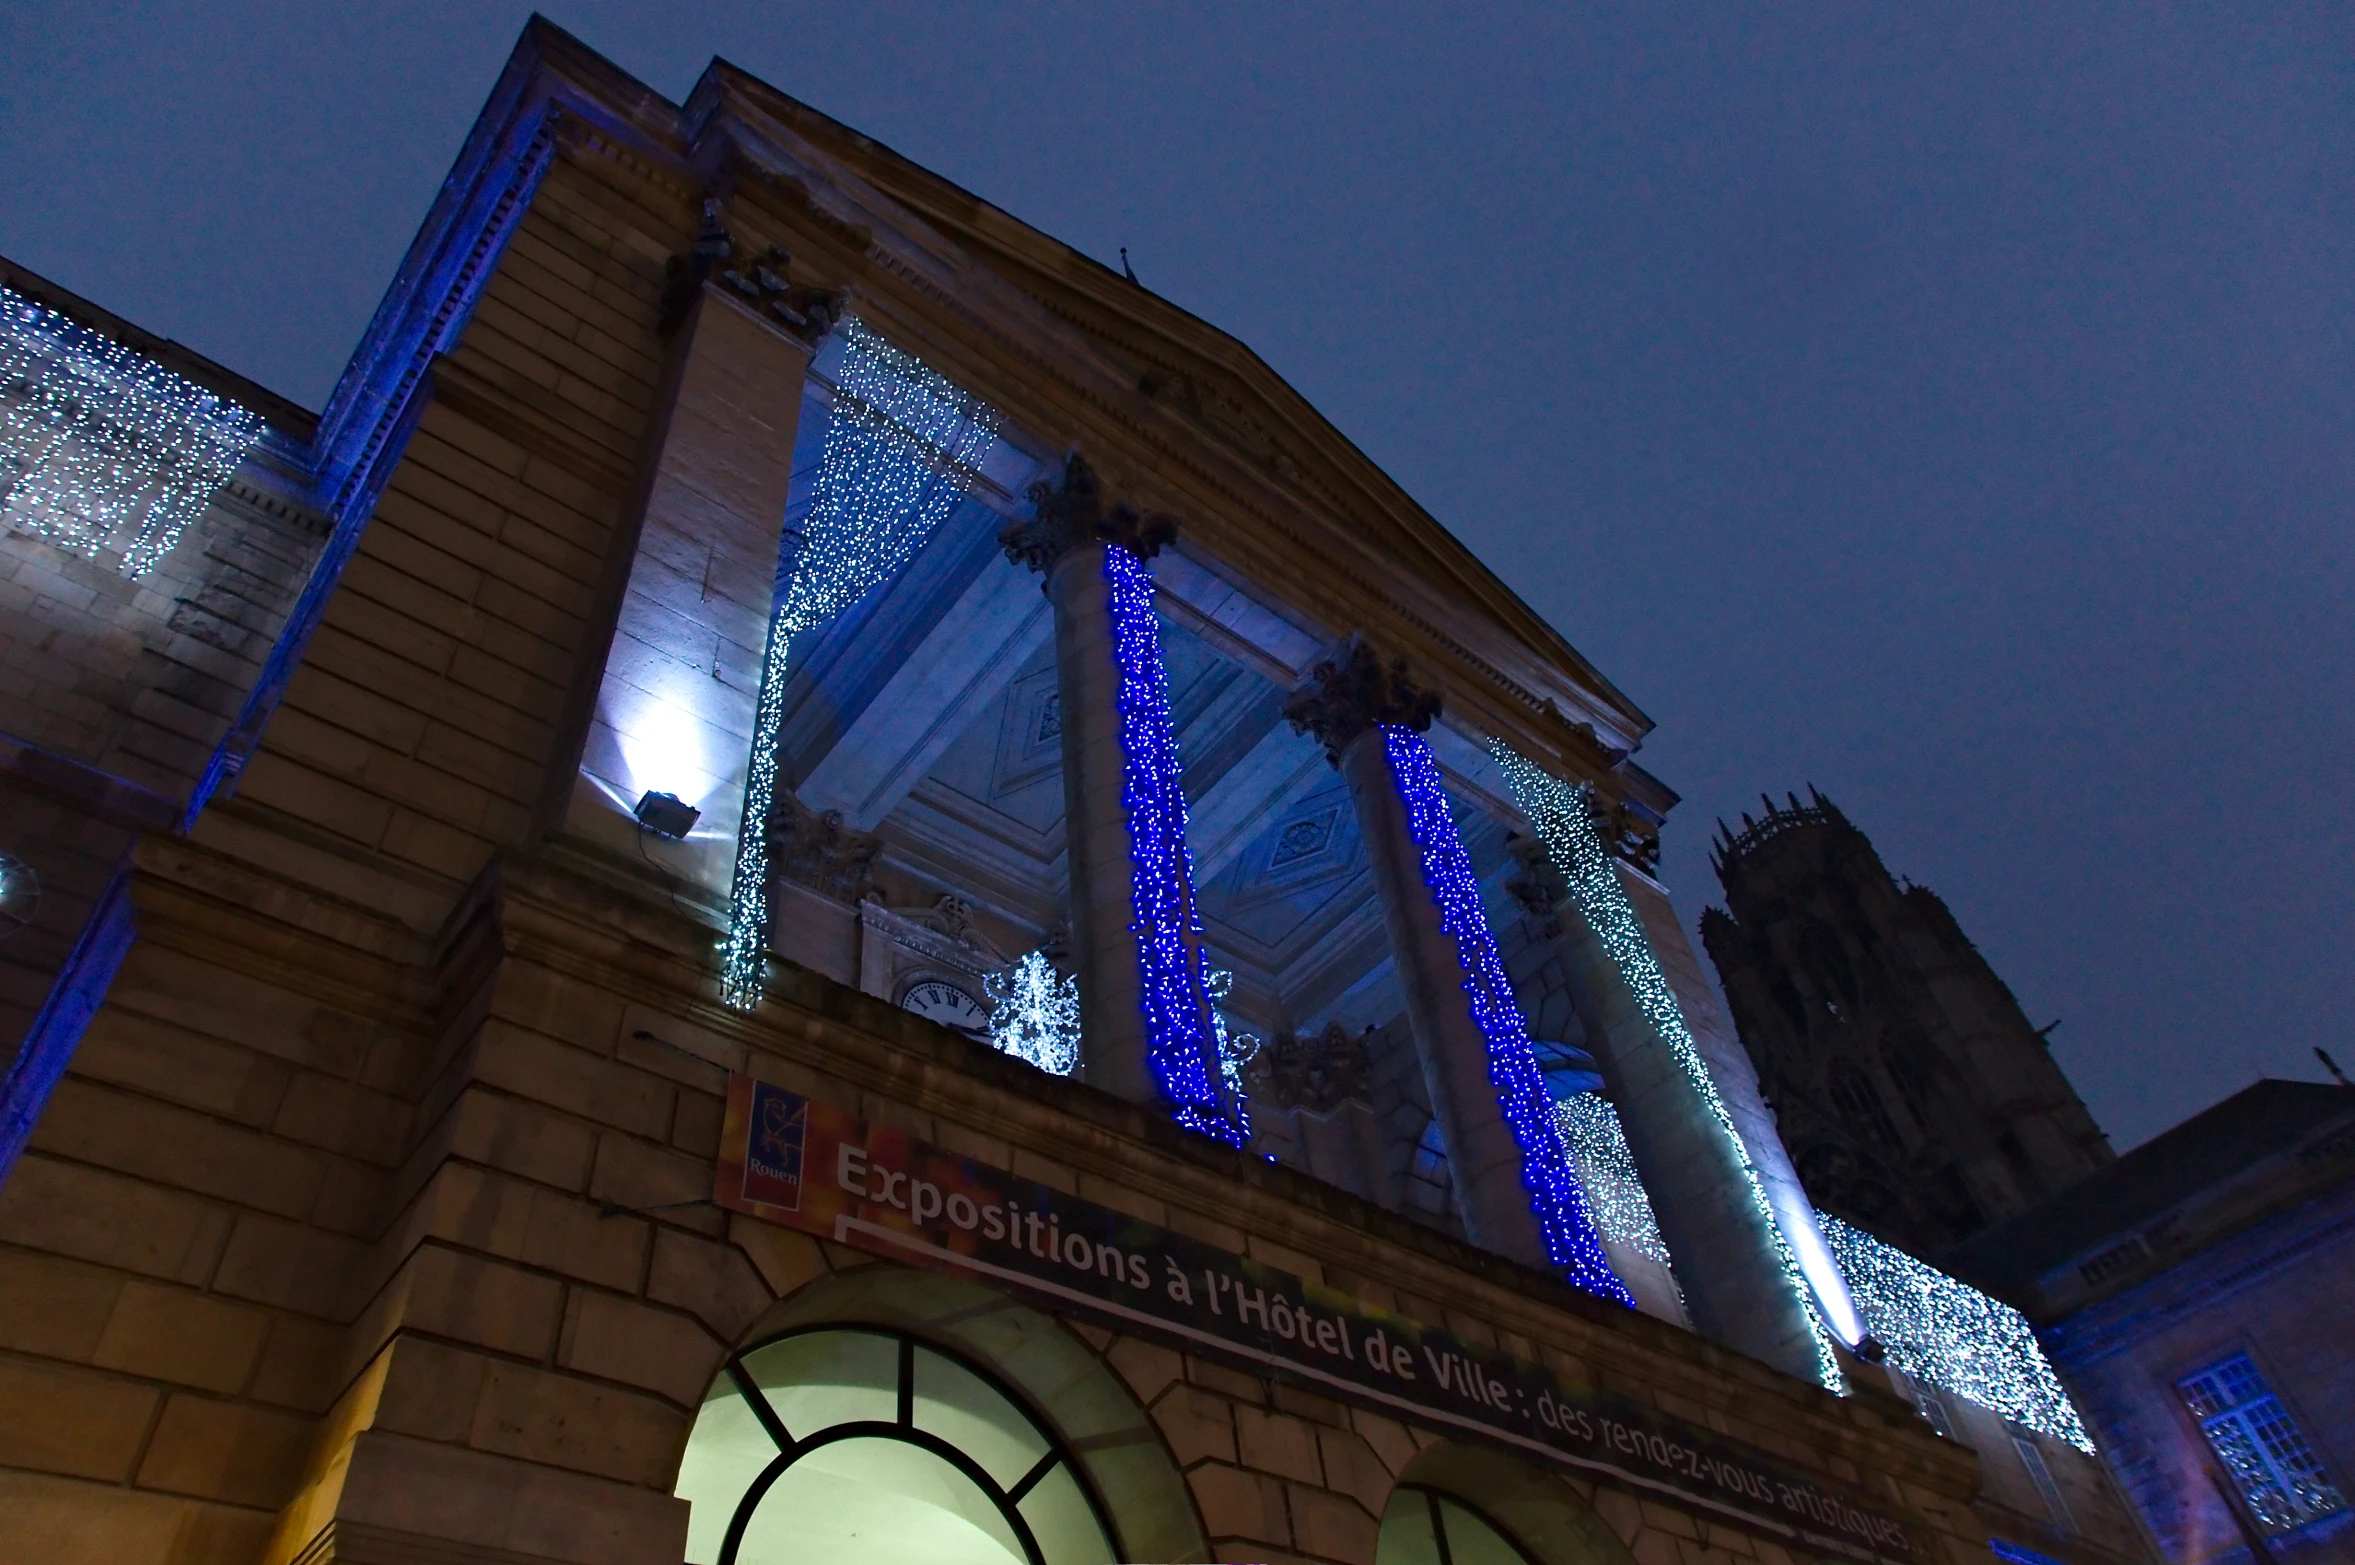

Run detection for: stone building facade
[[1953, 1082, 2355, 1565], [0, 22, 2147, 1565], [1700, 794, 2112, 1260]]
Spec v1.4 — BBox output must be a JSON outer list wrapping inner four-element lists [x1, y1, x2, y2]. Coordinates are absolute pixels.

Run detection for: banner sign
[[716, 1076, 1917, 1562]]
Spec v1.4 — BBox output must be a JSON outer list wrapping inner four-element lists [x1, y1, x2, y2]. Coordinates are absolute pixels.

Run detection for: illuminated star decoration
[[984, 950, 1082, 1076], [1382, 726, 1632, 1304], [1, 285, 264, 578], [1819, 1213, 2093, 1450], [1205, 965, 1260, 1141], [1555, 1092, 1675, 1270], [1490, 742, 1846, 1388], [721, 319, 1002, 1009], [1103, 544, 1252, 1145]]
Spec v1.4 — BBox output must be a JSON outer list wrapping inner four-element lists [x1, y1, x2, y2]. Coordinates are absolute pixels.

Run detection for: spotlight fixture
[[633, 791, 700, 839]]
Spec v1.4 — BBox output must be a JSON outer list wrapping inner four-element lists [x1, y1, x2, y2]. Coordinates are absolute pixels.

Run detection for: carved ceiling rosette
[[1281, 635, 1442, 767]]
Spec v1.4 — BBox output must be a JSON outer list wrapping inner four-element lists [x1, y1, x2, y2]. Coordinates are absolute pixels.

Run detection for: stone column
[[1000, 457, 1242, 1140], [1618, 862, 1868, 1349], [1286, 641, 1626, 1297], [1495, 759, 1848, 1385]]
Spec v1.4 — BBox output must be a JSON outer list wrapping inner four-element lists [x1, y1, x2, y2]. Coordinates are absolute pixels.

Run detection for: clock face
[[901, 980, 991, 1045]]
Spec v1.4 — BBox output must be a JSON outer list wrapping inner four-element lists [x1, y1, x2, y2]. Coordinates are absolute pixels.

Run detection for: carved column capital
[[660, 197, 844, 343], [1281, 636, 1442, 766], [997, 452, 1180, 578]]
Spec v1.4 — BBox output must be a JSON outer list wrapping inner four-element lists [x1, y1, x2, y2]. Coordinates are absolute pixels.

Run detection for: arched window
[[677, 1325, 1118, 1565], [1379, 1483, 1544, 1564]]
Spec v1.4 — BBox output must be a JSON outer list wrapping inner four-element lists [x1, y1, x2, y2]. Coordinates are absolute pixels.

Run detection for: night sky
[[6, 4, 2347, 1150]]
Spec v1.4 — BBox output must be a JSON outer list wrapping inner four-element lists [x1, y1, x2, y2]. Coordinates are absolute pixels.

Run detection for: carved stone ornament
[[997, 452, 1180, 578], [1281, 635, 1442, 766], [1542, 697, 1630, 768], [1593, 795, 1662, 874], [1245, 1021, 1372, 1114], [1502, 833, 1565, 937], [660, 198, 844, 343], [768, 788, 884, 904]]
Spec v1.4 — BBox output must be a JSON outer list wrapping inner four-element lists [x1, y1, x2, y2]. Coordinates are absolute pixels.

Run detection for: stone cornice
[[660, 57, 1661, 785]]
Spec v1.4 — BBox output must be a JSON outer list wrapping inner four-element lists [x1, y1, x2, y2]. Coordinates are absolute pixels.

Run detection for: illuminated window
[[2178, 1354, 2345, 1535], [1377, 1484, 1542, 1565], [677, 1326, 1117, 1565]]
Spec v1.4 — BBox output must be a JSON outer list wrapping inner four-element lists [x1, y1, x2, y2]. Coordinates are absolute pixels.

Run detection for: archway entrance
[[1379, 1482, 1547, 1563], [677, 1323, 1117, 1565], [1376, 1441, 1638, 1565]]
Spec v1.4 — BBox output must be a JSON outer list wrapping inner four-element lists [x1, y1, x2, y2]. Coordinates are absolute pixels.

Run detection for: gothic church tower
[[1700, 791, 2113, 1258]]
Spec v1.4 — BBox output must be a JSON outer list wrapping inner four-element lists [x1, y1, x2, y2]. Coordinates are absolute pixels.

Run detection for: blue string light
[[721, 319, 1001, 1009], [1104, 544, 1250, 1145], [1490, 742, 1847, 1389], [1381, 726, 1631, 1303], [1, 285, 264, 578]]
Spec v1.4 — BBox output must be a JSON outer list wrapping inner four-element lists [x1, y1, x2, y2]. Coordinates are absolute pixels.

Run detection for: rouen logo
[[742, 1084, 809, 1211]]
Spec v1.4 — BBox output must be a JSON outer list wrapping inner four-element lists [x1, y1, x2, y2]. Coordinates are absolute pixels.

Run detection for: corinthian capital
[[1281, 636, 1442, 766], [998, 452, 1180, 576]]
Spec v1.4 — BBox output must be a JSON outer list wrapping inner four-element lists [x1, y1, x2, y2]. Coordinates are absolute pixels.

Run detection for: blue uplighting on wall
[[721, 319, 1001, 1009], [1104, 544, 1250, 1145], [1381, 726, 1631, 1303]]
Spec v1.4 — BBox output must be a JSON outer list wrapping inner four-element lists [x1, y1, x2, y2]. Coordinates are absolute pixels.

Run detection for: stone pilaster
[[1284, 641, 1555, 1271], [999, 457, 1238, 1136], [555, 209, 827, 902], [1500, 783, 1850, 1385]]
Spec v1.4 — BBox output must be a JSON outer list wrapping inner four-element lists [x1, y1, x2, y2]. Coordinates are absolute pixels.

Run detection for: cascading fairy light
[[1819, 1213, 2094, 1451], [1491, 742, 1846, 1388], [1103, 544, 1250, 1146], [984, 950, 1082, 1076], [1555, 1093, 1674, 1269], [1, 285, 264, 577], [1383, 726, 1632, 1304], [721, 320, 1002, 1009]]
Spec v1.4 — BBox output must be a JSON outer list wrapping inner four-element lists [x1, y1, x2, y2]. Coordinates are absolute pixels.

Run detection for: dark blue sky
[[6, 3, 2347, 1149]]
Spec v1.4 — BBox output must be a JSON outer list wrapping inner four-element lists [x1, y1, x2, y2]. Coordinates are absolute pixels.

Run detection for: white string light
[[1491, 742, 1846, 1390], [985, 950, 1082, 1076], [1555, 1093, 1674, 1268], [1, 285, 263, 577], [721, 319, 1002, 1009], [1818, 1213, 2093, 1451]]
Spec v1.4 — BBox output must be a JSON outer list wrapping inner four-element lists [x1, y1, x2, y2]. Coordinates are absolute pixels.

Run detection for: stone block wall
[[0, 479, 325, 1055]]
